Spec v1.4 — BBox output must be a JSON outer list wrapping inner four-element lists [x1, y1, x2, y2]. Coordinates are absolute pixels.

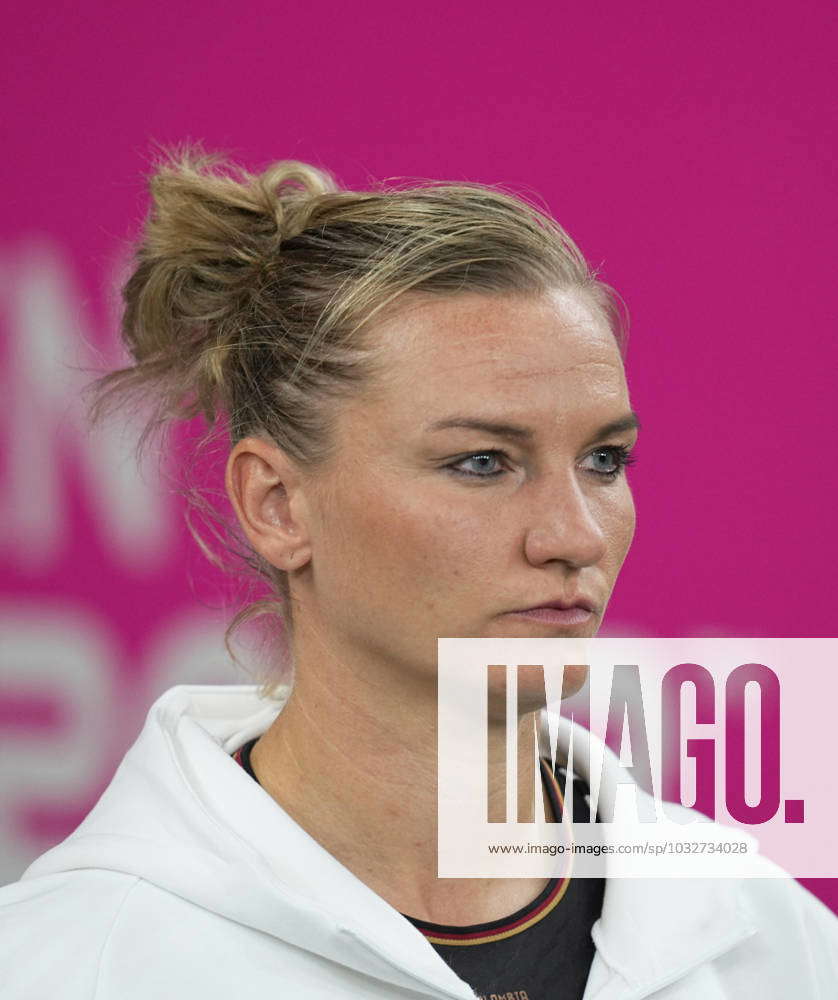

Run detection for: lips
[[508, 604, 593, 625], [516, 597, 596, 614]]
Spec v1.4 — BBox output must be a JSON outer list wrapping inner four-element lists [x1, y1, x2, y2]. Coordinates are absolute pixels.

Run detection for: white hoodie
[[1, 684, 836, 999]]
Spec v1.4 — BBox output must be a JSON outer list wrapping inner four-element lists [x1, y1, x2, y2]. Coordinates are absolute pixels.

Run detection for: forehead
[[362, 289, 627, 414]]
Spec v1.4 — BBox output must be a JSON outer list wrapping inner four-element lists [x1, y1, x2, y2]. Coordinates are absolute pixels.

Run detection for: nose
[[522, 474, 608, 569]]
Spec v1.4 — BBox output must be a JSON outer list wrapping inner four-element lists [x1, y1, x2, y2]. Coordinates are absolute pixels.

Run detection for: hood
[[22, 685, 759, 999]]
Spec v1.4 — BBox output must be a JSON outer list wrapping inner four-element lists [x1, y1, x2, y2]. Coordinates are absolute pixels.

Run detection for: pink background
[[1, 1, 836, 911]]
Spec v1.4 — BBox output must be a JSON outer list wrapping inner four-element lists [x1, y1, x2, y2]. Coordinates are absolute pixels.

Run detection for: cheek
[[335, 476, 495, 592], [602, 484, 636, 564]]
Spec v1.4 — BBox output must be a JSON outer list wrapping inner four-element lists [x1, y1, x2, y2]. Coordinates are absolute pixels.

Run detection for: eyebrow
[[426, 412, 641, 443]]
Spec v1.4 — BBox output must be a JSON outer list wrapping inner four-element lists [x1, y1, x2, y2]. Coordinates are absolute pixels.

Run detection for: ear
[[225, 437, 313, 572]]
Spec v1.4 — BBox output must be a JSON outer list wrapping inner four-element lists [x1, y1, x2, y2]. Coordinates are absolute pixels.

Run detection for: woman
[[0, 149, 835, 999]]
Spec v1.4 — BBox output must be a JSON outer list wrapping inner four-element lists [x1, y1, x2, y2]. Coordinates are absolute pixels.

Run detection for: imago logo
[[486, 660, 798, 826], [436, 638, 832, 879]]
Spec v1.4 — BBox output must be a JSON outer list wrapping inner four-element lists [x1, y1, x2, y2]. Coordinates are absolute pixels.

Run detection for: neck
[[249, 616, 553, 925]]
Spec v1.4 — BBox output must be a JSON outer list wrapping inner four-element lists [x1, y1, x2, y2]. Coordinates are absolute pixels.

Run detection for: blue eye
[[448, 451, 507, 478], [446, 446, 637, 482], [582, 445, 636, 479]]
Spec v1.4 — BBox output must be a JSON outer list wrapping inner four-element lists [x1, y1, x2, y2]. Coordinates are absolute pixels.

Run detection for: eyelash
[[447, 446, 637, 481]]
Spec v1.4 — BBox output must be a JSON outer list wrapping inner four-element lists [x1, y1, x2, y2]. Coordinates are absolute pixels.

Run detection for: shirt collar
[[553, 715, 760, 993]]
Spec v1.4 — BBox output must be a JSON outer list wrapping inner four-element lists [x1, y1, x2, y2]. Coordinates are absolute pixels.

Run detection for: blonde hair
[[91, 143, 628, 697]]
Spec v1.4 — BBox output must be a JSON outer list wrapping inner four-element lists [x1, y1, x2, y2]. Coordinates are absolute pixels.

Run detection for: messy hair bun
[[91, 143, 627, 694], [95, 147, 340, 445]]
